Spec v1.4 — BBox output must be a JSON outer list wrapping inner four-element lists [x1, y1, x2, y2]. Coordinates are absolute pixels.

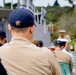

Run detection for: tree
[[46, 13, 53, 21], [54, 0, 60, 7], [66, 0, 75, 10], [68, 0, 73, 4]]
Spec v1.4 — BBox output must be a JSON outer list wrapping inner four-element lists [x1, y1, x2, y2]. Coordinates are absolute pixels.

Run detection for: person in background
[[31, 39, 39, 46], [0, 8, 62, 75], [54, 40, 73, 75], [31, 39, 44, 47], [58, 30, 71, 51], [58, 30, 66, 39], [58, 30, 71, 42], [72, 44, 76, 75], [57, 38, 74, 63], [0, 29, 6, 46], [38, 40, 44, 47], [57, 38, 75, 75]]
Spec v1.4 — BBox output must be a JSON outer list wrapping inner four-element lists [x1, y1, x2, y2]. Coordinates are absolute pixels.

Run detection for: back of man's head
[[0, 29, 6, 40], [38, 40, 44, 47], [55, 41, 63, 47], [57, 39, 68, 47], [31, 39, 39, 46], [8, 8, 35, 40], [0, 29, 6, 45]]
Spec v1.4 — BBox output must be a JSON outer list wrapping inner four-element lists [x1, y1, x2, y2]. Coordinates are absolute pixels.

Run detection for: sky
[[33, 0, 72, 7], [0, 0, 76, 7]]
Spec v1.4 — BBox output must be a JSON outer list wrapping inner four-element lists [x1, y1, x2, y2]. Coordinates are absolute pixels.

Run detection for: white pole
[[27, 0, 29, 9], [37, 10, 39, 24], [19, 0, 26, 8], [11, 0, 13, 9], [3, 0, 5, 8], [51, 23, 53, 33], [17, 0, 20, 8], [34, 6, 35, 15]]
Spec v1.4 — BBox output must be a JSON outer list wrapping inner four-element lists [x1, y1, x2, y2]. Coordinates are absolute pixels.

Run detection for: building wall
[[2, 20, 11, 42], [33, 22, 51, 47]]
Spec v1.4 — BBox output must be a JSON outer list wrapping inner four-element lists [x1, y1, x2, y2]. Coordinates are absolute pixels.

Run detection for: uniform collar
[[0, 43, 3, 46], [11, 37, 31, 43]]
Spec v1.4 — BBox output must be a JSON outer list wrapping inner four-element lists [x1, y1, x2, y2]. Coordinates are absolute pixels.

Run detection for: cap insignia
[[16, 21, 20, 26]]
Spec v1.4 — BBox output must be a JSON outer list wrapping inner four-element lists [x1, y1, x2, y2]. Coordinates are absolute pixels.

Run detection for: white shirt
[[62, 49, 74, 63]]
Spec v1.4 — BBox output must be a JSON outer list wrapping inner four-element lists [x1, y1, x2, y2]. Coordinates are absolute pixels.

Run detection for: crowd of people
[[0, 8, 76, 75]]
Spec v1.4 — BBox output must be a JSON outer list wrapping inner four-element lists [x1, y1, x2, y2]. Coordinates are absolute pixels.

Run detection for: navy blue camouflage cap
[[9, 8, 35, 28], [55, 40, 63, 46], [38, 40, 43, 47], [57, 39, 68, 46], [0, 29, 6, 38]]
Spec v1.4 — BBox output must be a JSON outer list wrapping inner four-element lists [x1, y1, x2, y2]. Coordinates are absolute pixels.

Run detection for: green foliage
[[35, 7, 41, 12], [67, 0, 75, 10], [46, 21, 49, 25], [46, 13, 53, 21], [57, 12, 76, 39], [68, 0, 73, 4], [5, 2, 17, 9], [51, 33, 58, 41], [70, 30, 76, 46], [13, 3, 17, 9], [45, 6, 73, 23], [71, 38, 76, 46], [71, 30, 76, 39], [0, 6, 2, 8], [5, 2, 11, 9]]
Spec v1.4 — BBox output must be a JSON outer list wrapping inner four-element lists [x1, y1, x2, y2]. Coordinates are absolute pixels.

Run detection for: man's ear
[[29, 25, 35, 34], [8, 24, 12, 32]]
